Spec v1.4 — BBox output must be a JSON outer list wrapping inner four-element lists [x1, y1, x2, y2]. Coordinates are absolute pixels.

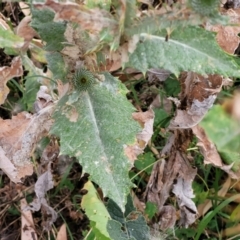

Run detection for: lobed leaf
[[126, 26, 240, 77], [31, 8, 66, 52], [51, 73, 140, 211]]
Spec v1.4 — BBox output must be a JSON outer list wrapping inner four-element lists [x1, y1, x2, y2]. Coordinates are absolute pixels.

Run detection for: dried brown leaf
[[169, 72, 222, 129], [35, 0, 117, 34], [147, 69, 171, 83], [0, 90, 54, 181], [16, 16, 38, 50], [19, 2, 31, 16], [21, 198, 38, 240], [207, 24, 240, 54], [150, 94, 173, 115], [192, 125, 240, 178], [56, 224, 67, 240], [222, 90, 240, 120], [158, 205, 176, 231], [0, 56, 23, 105], [25, 163, 57, 230], [145, 130, 197, 228], [0, 16, 10, 30], [125, 109, 154, 162], [0, 146, 20, 182], [172, 177, 198, 227], [33, 86, 53, 113], [192, 125, 223, 166]]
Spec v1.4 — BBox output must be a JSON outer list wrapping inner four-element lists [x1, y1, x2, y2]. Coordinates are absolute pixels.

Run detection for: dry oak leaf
[[0, 56, 23, 105]]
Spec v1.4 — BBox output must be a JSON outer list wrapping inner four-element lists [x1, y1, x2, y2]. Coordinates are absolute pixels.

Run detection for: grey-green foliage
[[189, 0, 220, 16], [31, 8, 66, 51], [107, 196, 150, 240], [46, 52, 68, 82], [126, 26, 240, 77], [51, 73, 140, 211]]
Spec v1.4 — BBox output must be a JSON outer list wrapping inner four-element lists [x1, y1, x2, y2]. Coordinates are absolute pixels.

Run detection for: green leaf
[[20, 55, 42, 111], [163, 76, 181, 97], [85, 0, 111, 11], [30, 43, 47, 63], [126, 26, 240, 77], [190, 0, 220, 16], [107, 220, 136, 240], [144, 202, 158, 219], [0, 28, 24, 49], [192, 182, 208, 205], [51, 73, 140, 211], [194, 194, 240, 240], [123, 0, 137, 29], [31, 8, 66, 51], [134, 152, 155, 175], [200, 105, 240, 171], [153, 108, 170, 128], [46, 52, 68, 82], [107, 197, 150, 240], [81, 181, 111, 240]]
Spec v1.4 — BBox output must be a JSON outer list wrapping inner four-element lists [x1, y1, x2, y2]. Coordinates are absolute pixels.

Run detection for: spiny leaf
[[126, 26, 240, 77], [51, 73, 140, 211]]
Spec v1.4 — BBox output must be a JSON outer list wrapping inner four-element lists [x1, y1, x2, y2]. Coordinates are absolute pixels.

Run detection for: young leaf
[[81, 181, 111, 239], [126, 26, 240, 77], [51, 73, 140, 211]]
